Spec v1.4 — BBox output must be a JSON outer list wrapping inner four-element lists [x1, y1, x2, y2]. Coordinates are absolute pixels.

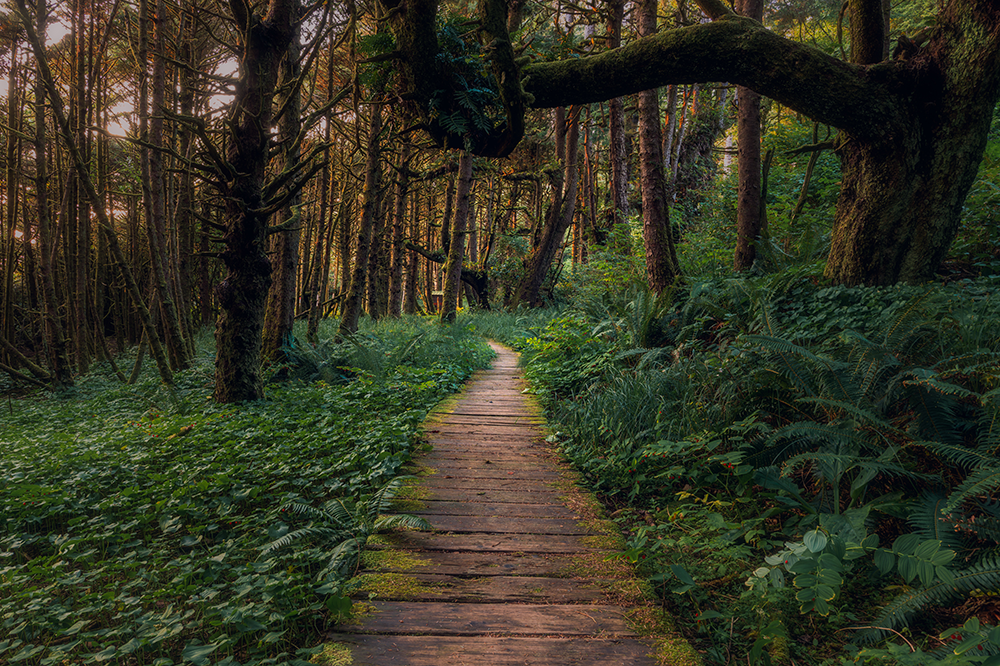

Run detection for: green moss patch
[[625, 607, 703, 666], [310, 642, 353, 665], [359, 548, 431, 571], [348, 572, 443, 600]]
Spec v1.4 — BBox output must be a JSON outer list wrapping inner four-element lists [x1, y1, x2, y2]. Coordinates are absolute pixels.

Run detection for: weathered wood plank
[[364, 550, 589, 576], [379, 531, 597, 553], [351, 573, 610, 603], [418, 476, 564, 491], [342, 601, 639, 636], [419, 500, 579, 518], [416, 514, 590, 535], [428, 467, 563, 480], [423, 487, 562, 503], [325, 635, 658, 666]]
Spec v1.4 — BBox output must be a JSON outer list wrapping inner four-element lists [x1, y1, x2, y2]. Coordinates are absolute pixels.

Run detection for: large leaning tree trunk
[[213, 0, 297, 401], [512, 106, 581, 306], [385, 0, 1000, 287]]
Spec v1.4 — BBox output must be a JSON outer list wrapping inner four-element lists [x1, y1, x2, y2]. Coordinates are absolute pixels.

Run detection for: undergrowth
[[0, 316, 491, 665], [465, 276, 1000, 665]]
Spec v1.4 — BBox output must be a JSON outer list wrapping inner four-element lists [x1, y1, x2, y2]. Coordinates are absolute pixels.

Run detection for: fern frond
[[795, 397, 892, 429], [921, 441, 997, 469], [741, 436, 818, 469], [260, 526, 350, 556], [946, 467, 1000, 513], [370, 477, 413, 516], [868, 556, 1000, 633], [905, 383, 965, 446], [284, 501, 347, 525], [908, 492, 971, 555], [373, 514, 433, 532], [905, 368, 979, 400]]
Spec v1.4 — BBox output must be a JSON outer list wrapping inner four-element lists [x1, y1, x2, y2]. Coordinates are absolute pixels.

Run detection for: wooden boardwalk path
[[328, 343, 690, 665]]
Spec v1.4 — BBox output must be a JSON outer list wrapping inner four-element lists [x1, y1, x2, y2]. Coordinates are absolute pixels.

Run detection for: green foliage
[[0, 318, 490, 665], [504, 275, 1000, 664], [262, 477, 432, 582], [429, 17, 504, 147], [458, 307, 559, 350]]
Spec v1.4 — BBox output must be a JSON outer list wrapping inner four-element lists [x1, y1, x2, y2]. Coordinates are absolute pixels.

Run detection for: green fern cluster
[[740, 293, 1000, 649], [261, 477, 432, 580]]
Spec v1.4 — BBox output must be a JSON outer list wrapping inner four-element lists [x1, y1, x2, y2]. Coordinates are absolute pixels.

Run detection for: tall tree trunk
[[72, 0, 90, 374], [142, 0, 191, 370], [512, 107, 581, 306], [2, 41, 19, 359], [403, 193, 420, 314], [637, 0, 680, 292], [339, 104, 383, 335], [17, 0, 173, 385], [606, 0, 628, 235], [212, 0, 297, 401], [175, 2, 199, 346], [262, 1, 302, 362], [733, 0, 764, 272], [441, 151, 473, 323], [388, 140, 412, 317]]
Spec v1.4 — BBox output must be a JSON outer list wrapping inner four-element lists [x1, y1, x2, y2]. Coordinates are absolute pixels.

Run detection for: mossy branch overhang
[[522, 15, 906, 142]]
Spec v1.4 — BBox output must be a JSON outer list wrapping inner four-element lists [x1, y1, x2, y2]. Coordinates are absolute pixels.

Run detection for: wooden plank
[[350, 573, 610, 603], [341, 601, 639, 636], [418, 476, 563, 491], [425, 426, 547, 437], [448, 412, 545, 427], [381, 531, 597, 553], [325, 635, 658, 665], [428, 468, 563, 480], [420, 500, 578, 518], [365, 550, 587, 577], [423, 488, 562, 503], [421, 453, 557, 465], [416, 514, 589, 535]]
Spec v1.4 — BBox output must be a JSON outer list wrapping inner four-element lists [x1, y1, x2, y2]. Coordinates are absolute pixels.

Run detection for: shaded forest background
[[1, 0, 996, 397]]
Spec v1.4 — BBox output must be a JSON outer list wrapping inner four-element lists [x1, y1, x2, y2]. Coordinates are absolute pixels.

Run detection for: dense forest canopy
[[0, 0, 997, 400]]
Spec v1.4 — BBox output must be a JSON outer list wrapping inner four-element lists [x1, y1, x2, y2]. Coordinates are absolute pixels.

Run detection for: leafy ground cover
[[464, 274, 1000, 665], [0, 319, 492, 666]]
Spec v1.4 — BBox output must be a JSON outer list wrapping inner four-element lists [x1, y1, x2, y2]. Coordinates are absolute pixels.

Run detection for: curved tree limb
[[523, 16, 905, 141]]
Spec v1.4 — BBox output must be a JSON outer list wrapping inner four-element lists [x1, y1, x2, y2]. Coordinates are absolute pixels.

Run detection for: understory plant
[[508, 277, 1000, 664], [0, 316, 490, 666]]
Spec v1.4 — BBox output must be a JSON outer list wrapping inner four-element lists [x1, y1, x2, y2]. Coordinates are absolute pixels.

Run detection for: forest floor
[[322, 343, 699, 665]]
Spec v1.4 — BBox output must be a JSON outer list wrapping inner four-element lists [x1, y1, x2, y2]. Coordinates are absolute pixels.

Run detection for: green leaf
[[874, 549, 895, 575], [181, 642, 218, 665], [670, 565, 698, 586], [804, 529, 828, 553]]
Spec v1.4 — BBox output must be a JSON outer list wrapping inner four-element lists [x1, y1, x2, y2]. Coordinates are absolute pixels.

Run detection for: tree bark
[[441, 151, 473, 323], [636, 0, 680, 292], [212, 0, 297, 401], [142, 0, 191, 371], [606, 0, 628, 233], [388, 140, 412, 317], [262, 0, 302, 362], [339, 104, 383, 335], [512, 107, 581, 306], [733, 0, 764, 272]]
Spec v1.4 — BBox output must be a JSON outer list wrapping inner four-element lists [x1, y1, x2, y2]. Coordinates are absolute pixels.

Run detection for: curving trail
[[328, 343, 689, 665]]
